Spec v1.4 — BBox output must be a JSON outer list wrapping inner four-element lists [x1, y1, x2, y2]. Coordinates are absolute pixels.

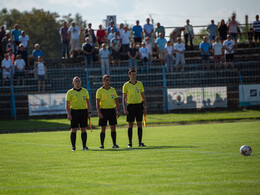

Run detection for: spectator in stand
[[227, 15, 239, 46], [111, 33, 121, 66], [174, 37, 186, 71], [6, 38, 16, 54], [82, 37, 94, 68], [218, 19, 228, 43], [96, 24, 106, 48], [118, 23, 125, 41], [223, 35, 235, 69], [139, 42, 150, 73], [132, 20, 143, 44], [121, 26, 131, 60], [145, 37, 153, 65], [212, 36, 223, 70], [199, 36, 211, 71], [19, 30, 30, 54], [36, 56, 47, 91], [248, 28, 254, 48], [32, 44, 44, 77], [155, 22, 165, 38], [0, 26, 6, 45], [99, 43, 111, 76], [128, 42, 139, 69], [207, 20, 218, 43], [165, 41, 174, 72], [85, 23, 96, 44], [14, 54, 26, 85], [2, 53, 12, 86], [155, 33, 167, 65], [107, 27, 115, 51], [170, 27, 184, 45], [0, 44, 4, 63], [253, 15, 260, 47], [144, 18, 154, 43], [7, 48, 15, 64], [11, 24, 21, 48], [68, 21, 81, 58], [107, 21, 118, 33], [59, 21, 70, 59], [2, 33, 10, 52], [184, 19, 194, 50], [17, 44, 29, 68]]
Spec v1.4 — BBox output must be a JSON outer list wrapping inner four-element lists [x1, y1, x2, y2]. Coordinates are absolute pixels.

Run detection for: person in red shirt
[[96, 24, 106, 48]]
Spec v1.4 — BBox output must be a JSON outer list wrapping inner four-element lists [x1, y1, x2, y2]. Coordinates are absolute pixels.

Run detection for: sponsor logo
[[250, 89, 257, 97]]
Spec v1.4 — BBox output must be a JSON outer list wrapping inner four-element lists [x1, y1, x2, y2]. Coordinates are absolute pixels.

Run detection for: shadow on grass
[[90, 145, 198, 152]]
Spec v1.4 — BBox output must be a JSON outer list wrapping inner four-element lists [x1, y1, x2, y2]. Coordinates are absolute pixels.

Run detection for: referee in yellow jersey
[[66, 76, 91, 151], [122, 69, 147, 147], [96, 75, 120, 149]]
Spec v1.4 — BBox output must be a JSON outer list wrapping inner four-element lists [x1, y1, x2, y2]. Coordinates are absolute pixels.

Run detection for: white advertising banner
[[167, 87, 227, 110], [28, 93, 66, 116], [239, 84, 260, 106]]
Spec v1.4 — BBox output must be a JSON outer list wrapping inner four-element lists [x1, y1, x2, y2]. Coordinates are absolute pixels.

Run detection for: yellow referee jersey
[[66, 88, 89, 109], [96, 86, 118, 109], [122, 81, 144, 104]]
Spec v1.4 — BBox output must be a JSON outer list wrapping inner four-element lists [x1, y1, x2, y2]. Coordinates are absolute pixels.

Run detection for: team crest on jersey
[[83, 96, 86, 100], [136, 88, 140, 93], [111, 94, 114, 99]]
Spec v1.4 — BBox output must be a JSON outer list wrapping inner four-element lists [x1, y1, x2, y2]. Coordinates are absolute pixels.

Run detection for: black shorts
[[99, 108, 117, 126], [15, 71, 25, 77], [226, 54, 234, 62], [134, 37, 142, 43], [112, 50, 120, 60], [38, 75, 45, 81], [70, 109, 88, 128], [254, 32, 260, 41], [127, 103, 144, 122]]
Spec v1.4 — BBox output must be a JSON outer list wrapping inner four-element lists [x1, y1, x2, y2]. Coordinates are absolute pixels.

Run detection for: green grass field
[[0, 121, 260, 194]]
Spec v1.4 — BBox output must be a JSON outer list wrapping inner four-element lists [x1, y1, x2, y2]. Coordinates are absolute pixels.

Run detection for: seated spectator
[[227, 15, 239, 46], [11, 24, 21, 48], [218, 19, 228, 43], [6, 38, 16, 54], [14, 54, 26, 85], [128, 42, 139, 69], [212, 36, 223, 70], [174, 37, 186, 71], [36, 56, 47, 91], [145, 37, 153, 65], [132, 20, 143, 44], [99, 43, 111, 76], [68, 21, 81, 58], [82, 37, 94, 68], [19, 30, 30, 54], [170, 27, 184, 44], [165, 41, 174, 72], [1, 53, 12, 86], [248, 28, 254, 48], [85, 23, 96, 44], [96, 24, 106, 48], [111, 33, 121, 66], [2, 33, 10, 52], [139, 42, 150, 73], [223, 35, 235, 69], [7, 48, 15, 64], [17, 44, 29, 68], [199, 36, 211, 71], [121, 26, 131, 60], [32, 44, 44, 61], [155, 33, 167, 65], [107, 21, 118, 33], [155, 22, 165, 38], [207, 20, 217, 43]]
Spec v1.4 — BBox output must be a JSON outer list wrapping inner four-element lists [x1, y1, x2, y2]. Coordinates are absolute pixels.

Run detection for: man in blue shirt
[[155, 33, 167, 65], [107, 21, 118, 33], [207, 20, 217, 43], [11, 24, 21, 47], [131, 20, 143, 44], [199, 36, 211, 71]]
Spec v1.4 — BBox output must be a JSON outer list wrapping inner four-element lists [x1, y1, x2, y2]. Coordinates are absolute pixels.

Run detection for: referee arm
[[86, 98, 91, 118], [96, 98, 103, 119], [141, 92, 147, 114], [115, 98, 120, 118], [66, 101, 72, 120], [122, 93, 128, 115]]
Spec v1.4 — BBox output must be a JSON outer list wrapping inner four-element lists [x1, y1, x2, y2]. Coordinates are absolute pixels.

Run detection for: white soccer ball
[[240, 145, 252, 156]]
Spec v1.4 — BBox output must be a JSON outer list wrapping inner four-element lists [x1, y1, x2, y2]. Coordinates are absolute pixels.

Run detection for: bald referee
[[66, 76, 91, 151], [96, 75, 120, 149], [122, 69, 147, 147]]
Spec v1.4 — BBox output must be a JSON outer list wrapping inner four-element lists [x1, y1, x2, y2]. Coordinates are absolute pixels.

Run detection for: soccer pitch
[[0, 121, 260, 194]]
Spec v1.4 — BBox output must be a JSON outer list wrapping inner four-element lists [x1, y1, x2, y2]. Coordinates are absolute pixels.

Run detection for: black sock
[[100, 132, 105, 146], [128, 128, 133, 144], [138, 127, 142, 144], [81, 132, 87, 148], [111, 131, 116, 145], [71, 132, 76, 148]]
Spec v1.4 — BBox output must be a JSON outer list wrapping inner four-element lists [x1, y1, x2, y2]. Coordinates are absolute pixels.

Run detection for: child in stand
[[36, 56, 47, 91]]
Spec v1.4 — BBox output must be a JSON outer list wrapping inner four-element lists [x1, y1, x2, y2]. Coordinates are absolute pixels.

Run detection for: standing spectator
[[32, 44, 44, 77], [99, 43, 111, 76], [7, 48, 15, 64], [14, 54, 26, 85], [107, 28, 115, 51], [96, 75, 120, 149], [17, 44, 29, 68], [132, 20, 143, 44], [218, 19, 228, 43], [165, 41, 174, 72], [199, 36, 211, 71], [145, 37, 153, 65], [122, 69, 147, 148], [82, 37, 94, 68], [155, 33, 167, 65], [96, 24, 106, 48], [6, 38, 16, 54], [11, 24, 21, 48], [2, 33, 10, 52], [253, 15, 260, 47], [227, 15, 239, 46], [68, 21, 81, 58], [59, 21, 70, 59], [85, 23, 96, 44], [155, 22, 165, 38], [19, 30, 29, 54], [36, 56, 47, 91], [2, 53, 12, 86], [107, 21, 118, 33], [121, 26, 131, 60], [0, 26, 6, 45], [174, 37, 186, 71], [184, 19, 194, 50], [248, 28, 254, 48], [170, 27, 184, 45], [212, 36, 223, 70], [139, 42, 150, 73], [111, 33, 121, 66], [128, 42, 139, 69], [207, 20, 218, 43], [144, 18, 154, 43], [118, 23, 125, 42], [65, 76, 91, 151], [0, 44, 4, 63], [223, 35, 235, 69]]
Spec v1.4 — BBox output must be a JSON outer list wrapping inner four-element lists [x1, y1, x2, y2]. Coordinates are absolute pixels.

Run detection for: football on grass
[[240, 145, 252, 156]]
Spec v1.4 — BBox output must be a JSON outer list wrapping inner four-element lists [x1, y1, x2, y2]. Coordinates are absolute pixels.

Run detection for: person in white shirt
[[139, 42, 150, 73], [121, 27, 131, 60], [36, 56, 47, 91], [145, 37, 153, 65], [19, 30, 29, 54], [1, 53, 12, 86], [14, 54, 26, 85], [165, 41, 174, 72], [107, 28, 115, 52], [68, 21, 81, 57], [174, 37, 186, 71], [144, 18, 154, 43], [223, 35, 235, 69], [212, 36, 223, 70], [99, 43, 111, 76]]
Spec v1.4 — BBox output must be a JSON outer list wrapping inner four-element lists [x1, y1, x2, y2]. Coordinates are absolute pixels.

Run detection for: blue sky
[[1, 0, 259, 33]]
